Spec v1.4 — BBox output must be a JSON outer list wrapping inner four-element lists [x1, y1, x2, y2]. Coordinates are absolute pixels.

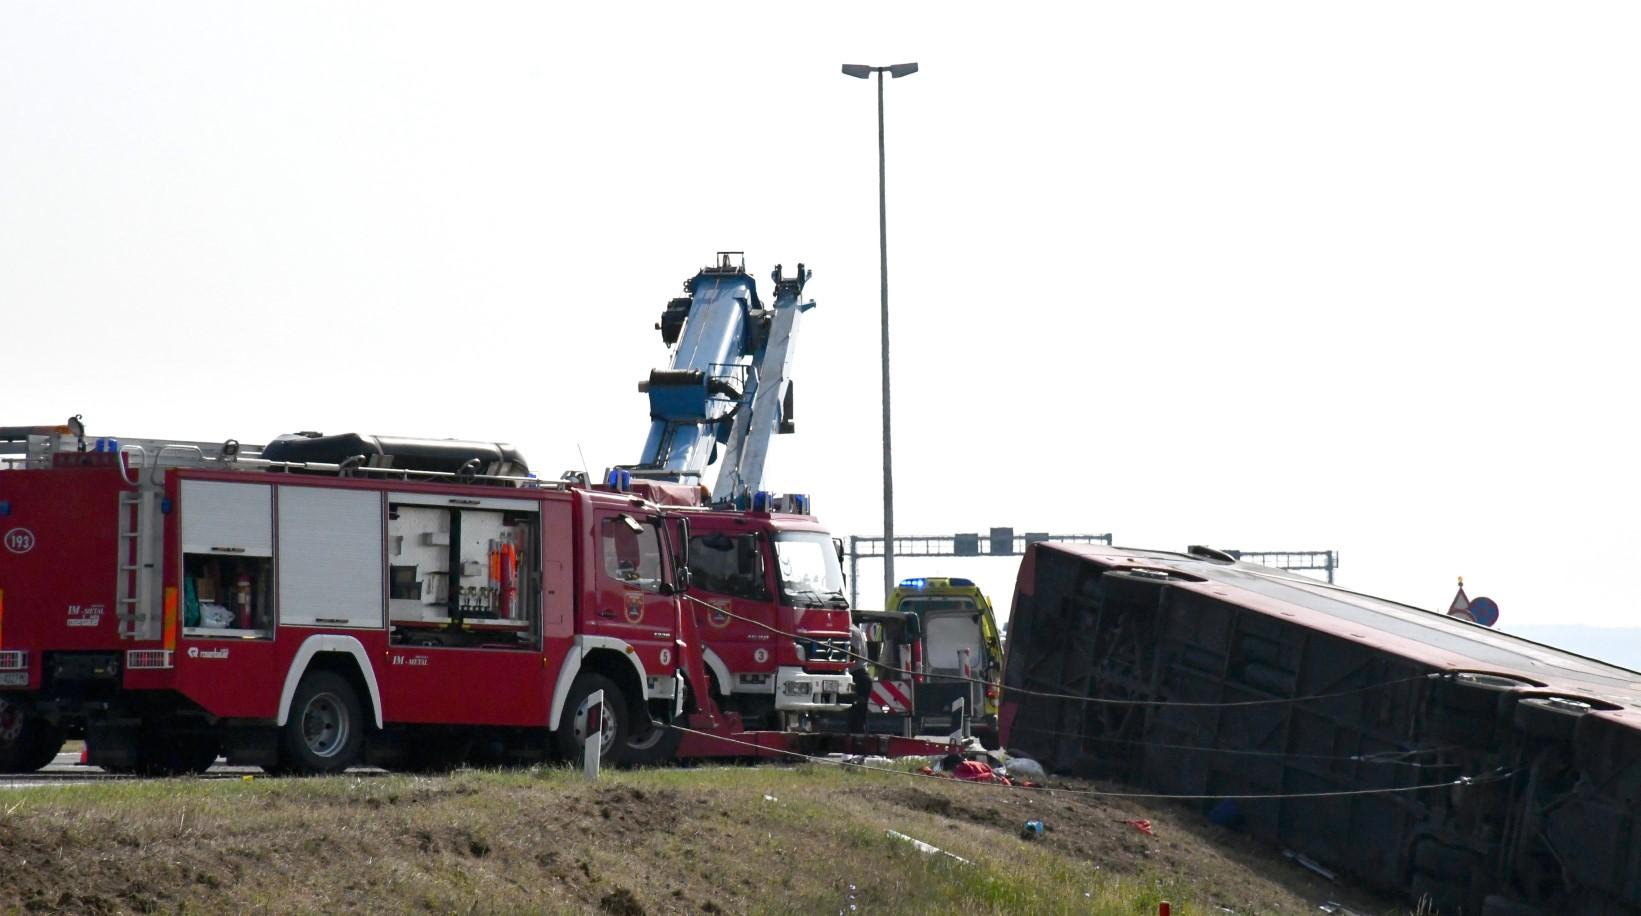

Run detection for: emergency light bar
[[751, 492, 812, 515], [897, 577, 977, 590]]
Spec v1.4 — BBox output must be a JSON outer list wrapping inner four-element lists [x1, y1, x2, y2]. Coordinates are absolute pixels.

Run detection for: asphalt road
[[0, 750, 385, 788]]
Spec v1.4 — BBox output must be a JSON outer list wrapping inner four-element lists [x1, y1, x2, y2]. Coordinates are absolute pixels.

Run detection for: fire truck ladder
[[115, 485, 163, 640], [110, 440, 217, 642], [105, 438, 256, 641]]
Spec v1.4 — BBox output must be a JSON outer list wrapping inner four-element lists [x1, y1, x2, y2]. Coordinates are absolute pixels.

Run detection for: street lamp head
[[841, 64, 872, 79], [887, 62, 919, 78]]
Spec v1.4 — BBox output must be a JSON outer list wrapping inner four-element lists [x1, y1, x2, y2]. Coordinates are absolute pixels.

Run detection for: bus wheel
[[554, 674, 627, 767], [0, 699, 64, 774], [280, 671, 364, 775]]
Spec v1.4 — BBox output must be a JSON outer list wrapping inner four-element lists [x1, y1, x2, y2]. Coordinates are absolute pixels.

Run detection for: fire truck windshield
[[689, 532, 769, 600], [773, 531, 846, 608]]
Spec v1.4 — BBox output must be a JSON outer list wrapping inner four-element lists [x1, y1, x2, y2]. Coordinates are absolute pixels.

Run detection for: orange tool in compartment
[[488, 540, 502, 616], [499, 536, 518, 619]]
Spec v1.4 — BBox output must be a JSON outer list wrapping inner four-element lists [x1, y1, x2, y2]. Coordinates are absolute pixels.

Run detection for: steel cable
[[663, 722, 1509, 801]]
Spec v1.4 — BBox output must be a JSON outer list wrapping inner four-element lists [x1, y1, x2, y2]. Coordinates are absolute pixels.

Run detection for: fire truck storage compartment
[[387, 492, 538, 647], [180, 480, 274, 636], [276, 486, 384, 629]]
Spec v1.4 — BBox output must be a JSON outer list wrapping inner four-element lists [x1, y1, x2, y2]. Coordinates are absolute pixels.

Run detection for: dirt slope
[[0, 764, 1400, 915]]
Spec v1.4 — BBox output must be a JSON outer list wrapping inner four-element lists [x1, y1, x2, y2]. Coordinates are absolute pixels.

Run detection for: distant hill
[[1505, 625, 1641, 672]]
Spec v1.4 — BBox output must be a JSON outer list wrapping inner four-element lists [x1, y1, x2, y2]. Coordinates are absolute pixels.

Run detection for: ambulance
[[886, 577, 1004, 742]]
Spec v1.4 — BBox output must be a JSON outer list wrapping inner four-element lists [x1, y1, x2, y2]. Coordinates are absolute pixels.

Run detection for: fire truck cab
[[680, 503, 853, 731]]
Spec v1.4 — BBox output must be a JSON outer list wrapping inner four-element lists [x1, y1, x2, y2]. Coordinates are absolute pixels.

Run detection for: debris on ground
[[1000, 755, 1047, 780], [886, 829, 971, 865], [1121, 818, 1155, 837], [952, 760, 1002, 783], [1285, 850, 1337, 881], [914, 758, 1044, 788]]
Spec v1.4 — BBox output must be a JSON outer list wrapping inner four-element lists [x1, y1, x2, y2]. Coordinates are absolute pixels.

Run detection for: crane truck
[[0, 422, 942, 774], [613, 254, 857, 732]]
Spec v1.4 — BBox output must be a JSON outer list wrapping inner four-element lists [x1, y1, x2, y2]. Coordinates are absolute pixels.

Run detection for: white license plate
[[0, 672, 27, 687], [823, 680, 839, 694]]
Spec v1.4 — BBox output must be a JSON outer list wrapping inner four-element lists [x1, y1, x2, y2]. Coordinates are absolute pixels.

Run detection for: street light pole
[[843, 61, 917, 607]]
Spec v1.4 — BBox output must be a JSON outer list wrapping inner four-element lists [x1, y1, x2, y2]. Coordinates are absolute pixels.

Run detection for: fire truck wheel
[[0, 706, 65, 774], [141, 732, 220, 776], [618, 713, 682, 767], [554, 673, 627, 766], [281, 671, 364, 774]]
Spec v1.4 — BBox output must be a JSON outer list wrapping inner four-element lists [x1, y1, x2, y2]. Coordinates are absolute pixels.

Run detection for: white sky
[[4, 3, 1638, 630]]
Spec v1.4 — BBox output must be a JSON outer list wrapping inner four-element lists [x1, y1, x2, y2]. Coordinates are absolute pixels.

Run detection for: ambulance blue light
[[898, 578, 928, 590]]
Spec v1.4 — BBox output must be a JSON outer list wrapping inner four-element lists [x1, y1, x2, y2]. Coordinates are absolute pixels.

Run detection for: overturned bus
[[1000, 541, 1641, 916]]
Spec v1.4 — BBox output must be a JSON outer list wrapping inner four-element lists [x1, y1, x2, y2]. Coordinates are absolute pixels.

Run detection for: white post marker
[[583, 689, 604, 781], [948, 696, 967, 742]]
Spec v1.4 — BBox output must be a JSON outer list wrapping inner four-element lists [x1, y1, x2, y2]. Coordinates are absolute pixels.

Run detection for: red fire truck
[[0, 423, 932, 774], [650, 500, 854, 732]]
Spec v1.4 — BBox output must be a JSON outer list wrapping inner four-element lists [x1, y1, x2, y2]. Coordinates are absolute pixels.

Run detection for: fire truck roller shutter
[[547, 636, 649, 731], [275, 635, 384, 729], [277, 486, 384, 629]]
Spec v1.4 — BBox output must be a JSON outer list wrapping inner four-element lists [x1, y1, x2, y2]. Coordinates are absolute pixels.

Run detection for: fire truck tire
[[0, 709, 65, 774], [619, 714, 682, 767], [554, 673, 627, 766], [280, 671, 364, 774], [140, 732, 220, 776]]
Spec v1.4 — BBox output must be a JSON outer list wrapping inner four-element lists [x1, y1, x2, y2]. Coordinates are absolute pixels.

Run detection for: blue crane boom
[[625, 253, 813, 506]]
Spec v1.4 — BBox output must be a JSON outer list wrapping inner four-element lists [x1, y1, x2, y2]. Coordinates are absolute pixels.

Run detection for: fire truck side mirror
[[675, 566, 692, 593], [904, 613, 922, 640]]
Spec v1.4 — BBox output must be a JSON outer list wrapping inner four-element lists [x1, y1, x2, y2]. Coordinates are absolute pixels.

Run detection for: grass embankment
[[1, 764, 1392, 915]]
